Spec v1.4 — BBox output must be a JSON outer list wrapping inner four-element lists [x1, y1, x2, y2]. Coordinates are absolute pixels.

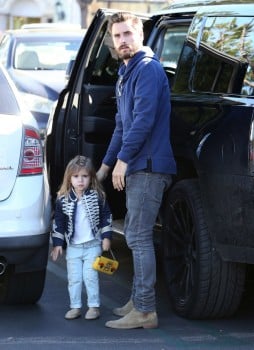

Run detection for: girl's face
[[71, 168, 91, 197]]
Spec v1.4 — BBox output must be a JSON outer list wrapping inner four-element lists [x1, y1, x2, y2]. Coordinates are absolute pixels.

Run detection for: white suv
[[0, 64, 51, 304]]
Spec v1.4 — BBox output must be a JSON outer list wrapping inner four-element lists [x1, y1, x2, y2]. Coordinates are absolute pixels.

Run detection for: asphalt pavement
[[1, 233, 254, 349]]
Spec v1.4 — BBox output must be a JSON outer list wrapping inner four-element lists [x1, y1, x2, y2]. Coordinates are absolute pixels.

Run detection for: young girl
[[51, 155, 112, 320]]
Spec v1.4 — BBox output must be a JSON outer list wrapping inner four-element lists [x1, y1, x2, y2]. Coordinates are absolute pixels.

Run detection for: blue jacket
[[103, 46, 176, 175], [52, 188, 112, 247]]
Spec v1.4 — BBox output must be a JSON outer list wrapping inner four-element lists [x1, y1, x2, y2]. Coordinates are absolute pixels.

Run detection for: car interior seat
[[16, 50, 40, 70]]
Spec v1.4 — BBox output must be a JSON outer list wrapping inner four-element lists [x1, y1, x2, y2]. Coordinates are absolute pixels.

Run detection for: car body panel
[[0, 63, 51, 279], [0, 175, 51, 237], [11, 69, 65, 98], [0, 114, 22, 201]]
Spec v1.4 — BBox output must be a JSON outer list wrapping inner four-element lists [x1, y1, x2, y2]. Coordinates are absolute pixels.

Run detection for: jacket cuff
[[52, 237, 65, 247], [101, 231, 112, 240], [117, 151, 130, 164], [102, 155, 116, 167]]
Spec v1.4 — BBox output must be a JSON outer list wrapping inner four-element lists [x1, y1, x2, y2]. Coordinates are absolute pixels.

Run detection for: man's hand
[[112, 159, 127, 191], [97, 163, 111, 182]]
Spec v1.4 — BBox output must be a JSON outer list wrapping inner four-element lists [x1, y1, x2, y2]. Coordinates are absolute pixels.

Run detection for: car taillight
[[20, 128, 43, 175]]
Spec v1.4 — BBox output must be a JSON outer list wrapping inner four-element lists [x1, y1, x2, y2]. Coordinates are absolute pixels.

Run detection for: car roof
[[21, 23, 82, 30], [3, 28, 86, 39], [158, 0, 254, 15], [195, 3, 254, 17], [166, 0, 253, 9]]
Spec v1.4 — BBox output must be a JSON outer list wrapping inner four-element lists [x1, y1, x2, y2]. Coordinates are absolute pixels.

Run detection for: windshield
[[14, 38, 82, 70]]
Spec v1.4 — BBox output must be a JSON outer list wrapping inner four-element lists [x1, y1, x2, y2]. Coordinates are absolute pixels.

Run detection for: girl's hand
[[102, 238, 111, 251], [97, 164, 110, 182], [51, 246, 63, 261]]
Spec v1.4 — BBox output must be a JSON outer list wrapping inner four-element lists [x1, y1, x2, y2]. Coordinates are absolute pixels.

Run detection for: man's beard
[[120, 52, 135, 60], [117, 46, 135, 60]]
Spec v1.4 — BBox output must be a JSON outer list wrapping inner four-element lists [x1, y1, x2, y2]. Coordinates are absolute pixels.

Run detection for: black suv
[[46, 0, 254, 319]]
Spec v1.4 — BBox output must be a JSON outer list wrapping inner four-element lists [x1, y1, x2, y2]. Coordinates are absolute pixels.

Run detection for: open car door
[[46, 9, 151, 217]]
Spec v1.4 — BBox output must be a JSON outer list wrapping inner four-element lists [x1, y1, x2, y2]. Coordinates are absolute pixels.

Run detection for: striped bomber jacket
[[51, 188, 112, 247]]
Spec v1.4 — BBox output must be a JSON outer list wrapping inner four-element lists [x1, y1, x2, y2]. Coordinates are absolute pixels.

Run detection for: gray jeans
[[124, 171, 172, 313]]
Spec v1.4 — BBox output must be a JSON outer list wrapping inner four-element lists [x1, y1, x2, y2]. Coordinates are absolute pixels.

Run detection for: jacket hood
[[118, 46, 159, 80]]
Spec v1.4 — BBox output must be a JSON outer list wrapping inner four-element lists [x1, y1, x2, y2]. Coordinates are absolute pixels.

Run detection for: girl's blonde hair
[[58, 155, 105, 199]]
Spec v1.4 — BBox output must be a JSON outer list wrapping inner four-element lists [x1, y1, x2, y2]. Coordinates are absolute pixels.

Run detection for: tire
[[162, 179, 246, 319], [0, 265, 46, 305]]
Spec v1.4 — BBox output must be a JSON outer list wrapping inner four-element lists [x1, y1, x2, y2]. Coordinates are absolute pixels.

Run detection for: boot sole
[[143, 323, 158, 329], [105, 321, 158, 329], [85, 315, 100, 320], [65, 314, 81, 320]]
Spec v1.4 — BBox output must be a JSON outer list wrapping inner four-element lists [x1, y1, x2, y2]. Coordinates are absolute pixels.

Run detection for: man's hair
[[107, 12, 143, 34]]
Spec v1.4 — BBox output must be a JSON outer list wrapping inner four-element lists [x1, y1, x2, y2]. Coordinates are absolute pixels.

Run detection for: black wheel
[[162, 179, 246, 319], [0, 265, 46, 305]]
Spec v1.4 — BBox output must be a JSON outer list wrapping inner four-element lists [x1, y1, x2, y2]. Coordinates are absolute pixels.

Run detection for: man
[[97, 12, 176, 329]]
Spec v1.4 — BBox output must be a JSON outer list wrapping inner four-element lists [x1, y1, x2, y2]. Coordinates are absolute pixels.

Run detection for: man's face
[[111, 19, 143, 62]]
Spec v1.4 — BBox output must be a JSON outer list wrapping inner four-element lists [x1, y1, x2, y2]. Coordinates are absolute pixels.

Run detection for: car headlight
[[19, 92, 55, 114]]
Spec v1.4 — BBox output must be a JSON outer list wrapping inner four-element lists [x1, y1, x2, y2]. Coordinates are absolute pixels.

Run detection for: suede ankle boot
[[113, 299, 134, 316], [105, 308, 158, 329]]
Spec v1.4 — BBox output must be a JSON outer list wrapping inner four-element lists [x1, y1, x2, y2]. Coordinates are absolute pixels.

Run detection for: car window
[[14, 39, 82, 70], [160, 27, 187, 70], [0, 69, 20, 114], [148, 21, 191, 85], [189, 15, 254, 95], [243, 62, 254, 95], [88, 23, 119, 86]]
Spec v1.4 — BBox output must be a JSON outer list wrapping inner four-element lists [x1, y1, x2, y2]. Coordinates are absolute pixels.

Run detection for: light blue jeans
[[125, 171, 172, 313], [66, 239, 101, 309]]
